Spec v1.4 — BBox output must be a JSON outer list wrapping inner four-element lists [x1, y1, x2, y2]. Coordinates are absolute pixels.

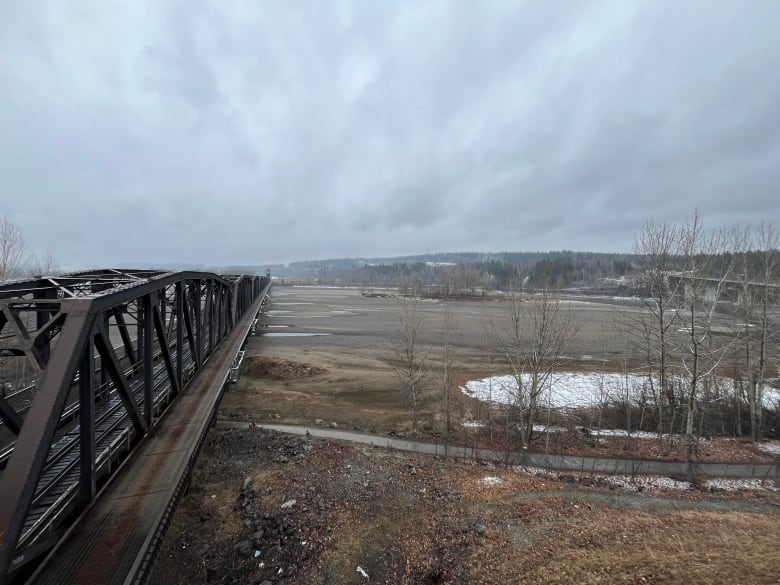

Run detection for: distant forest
[[240, 249, 778, 295], [246, 251, 636, 292]]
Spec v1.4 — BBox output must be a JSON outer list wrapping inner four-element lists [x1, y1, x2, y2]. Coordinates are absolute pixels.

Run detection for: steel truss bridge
[[0, 269, 271, 584]]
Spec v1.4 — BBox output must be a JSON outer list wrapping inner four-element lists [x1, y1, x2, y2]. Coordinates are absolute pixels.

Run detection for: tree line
[[277, 247, 780, 298]]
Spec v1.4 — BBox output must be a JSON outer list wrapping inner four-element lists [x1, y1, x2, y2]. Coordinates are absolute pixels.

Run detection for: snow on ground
[[513, 466, 777, 493], [462, 372, 780, 410], [594, 428, 667, 440], [757, 441, 780, 456], [532, 424, 567, 433], [705, 478, 778, 491], [461, 372, 654, 409], [481, 476, 502, 485]]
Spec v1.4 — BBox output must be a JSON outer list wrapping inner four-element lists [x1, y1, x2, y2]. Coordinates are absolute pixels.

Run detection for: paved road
[[217, 421, 779, 480]]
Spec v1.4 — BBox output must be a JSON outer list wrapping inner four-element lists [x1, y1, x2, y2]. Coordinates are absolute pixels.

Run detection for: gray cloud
[[1, 0, 778, 268]]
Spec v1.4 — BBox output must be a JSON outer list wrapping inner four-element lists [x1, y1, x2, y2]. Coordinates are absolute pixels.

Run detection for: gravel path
[[217, 421, 779, 480]]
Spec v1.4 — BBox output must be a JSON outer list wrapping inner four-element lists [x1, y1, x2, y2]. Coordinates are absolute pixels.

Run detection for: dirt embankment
[[245, 356, 328, 380], [152, 427, 780, 585]]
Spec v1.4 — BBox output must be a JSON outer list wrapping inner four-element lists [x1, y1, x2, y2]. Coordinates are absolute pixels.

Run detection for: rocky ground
[[151, 427, 779, 585]]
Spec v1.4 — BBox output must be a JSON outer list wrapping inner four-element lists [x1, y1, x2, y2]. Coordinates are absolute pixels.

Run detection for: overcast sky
[[1, 1, 779, 268]]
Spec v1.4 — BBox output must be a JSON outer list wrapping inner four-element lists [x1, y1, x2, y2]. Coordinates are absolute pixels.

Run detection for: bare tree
[[753, 223, 779, 440], [496, 269, 578, 449], [676, 211, 736, 475], [736, 223, 779, 441], [0, 217, 31, 282], [438, 305, 458, 444], [630, 218, 681, 440], [32, 248, 60, 276], [391, 296, 428, 436]]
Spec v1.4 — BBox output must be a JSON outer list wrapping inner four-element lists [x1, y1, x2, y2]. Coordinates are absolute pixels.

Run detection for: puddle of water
[[262, 332, 332, 337]]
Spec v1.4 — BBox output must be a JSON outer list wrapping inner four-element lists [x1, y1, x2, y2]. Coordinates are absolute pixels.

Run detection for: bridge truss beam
[[0, 269, 268, 582]]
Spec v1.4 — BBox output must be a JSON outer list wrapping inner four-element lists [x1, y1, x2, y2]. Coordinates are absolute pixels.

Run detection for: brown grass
[[503, 510, 780, 585], [244, 356, 327, 380]]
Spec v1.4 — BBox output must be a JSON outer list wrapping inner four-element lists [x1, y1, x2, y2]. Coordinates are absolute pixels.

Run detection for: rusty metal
[[0, 269, 268, 583]]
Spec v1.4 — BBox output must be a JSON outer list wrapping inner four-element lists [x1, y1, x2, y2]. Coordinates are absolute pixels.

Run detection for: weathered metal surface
[[0, 269, 268, 583]]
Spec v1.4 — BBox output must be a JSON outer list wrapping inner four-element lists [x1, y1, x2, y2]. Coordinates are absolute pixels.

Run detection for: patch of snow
[[532, 424, 567, 433], [757, 441, 780, 456], [512, 466, 776, 493], [704, 478, 777, 491], [593, 428, 670, 440], [607, 474, 691, 492], [462, 421, 485, 428], [763, 388, 780, 409], [481, 476, 502, 485], [461, 372, 648, 409], [462, 373, 780, 411]]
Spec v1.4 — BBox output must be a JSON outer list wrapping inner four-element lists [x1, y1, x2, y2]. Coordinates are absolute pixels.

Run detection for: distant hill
[[232, 251, 637, 294]]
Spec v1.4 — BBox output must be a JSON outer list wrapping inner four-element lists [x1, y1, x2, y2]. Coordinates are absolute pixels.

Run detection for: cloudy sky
[[1, 1, 779, 268]]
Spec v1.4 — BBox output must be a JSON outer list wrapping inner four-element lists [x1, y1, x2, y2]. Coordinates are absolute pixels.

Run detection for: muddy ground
[[151, 286, 780, 584]]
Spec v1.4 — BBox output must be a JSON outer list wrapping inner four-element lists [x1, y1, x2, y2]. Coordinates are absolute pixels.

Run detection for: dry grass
[[504, 510, 780, 585], [244, 355, 328, 380]]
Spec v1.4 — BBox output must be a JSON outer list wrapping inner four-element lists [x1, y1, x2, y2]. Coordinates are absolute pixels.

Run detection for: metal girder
[[94, 319, 147, 436], [0, 398, 22, 435], [1, 309, 45, 372], [78, 331, 95, 506], [153, 305, 180, 398], [175, 283, 183, 388], [181, 291, 199, 369], [113, 308, 136, 365], [142, 294, 153, 429], [205, 280, 214, 356], [0, 268, 269, 583], [0, 300, 95, 577]]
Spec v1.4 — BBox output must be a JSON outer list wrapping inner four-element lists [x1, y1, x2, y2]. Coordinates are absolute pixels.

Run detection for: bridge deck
[[29, 295, 262, 585]]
